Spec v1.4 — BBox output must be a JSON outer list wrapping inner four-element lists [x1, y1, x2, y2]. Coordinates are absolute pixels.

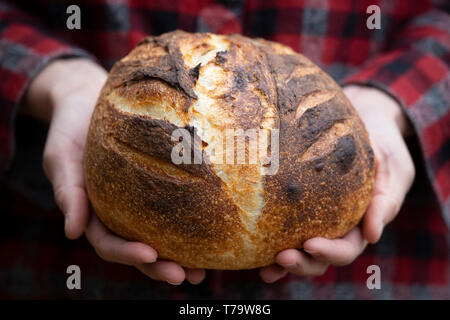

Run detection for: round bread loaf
[[83, 30, 375, 270]]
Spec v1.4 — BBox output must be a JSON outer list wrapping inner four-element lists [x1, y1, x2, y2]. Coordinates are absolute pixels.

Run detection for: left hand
[[259, 85, 416, 283], [25, 58, 205, 285]]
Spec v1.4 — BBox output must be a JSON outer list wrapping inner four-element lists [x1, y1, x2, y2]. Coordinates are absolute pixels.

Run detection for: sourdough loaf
[[83, 30, 375, 269]]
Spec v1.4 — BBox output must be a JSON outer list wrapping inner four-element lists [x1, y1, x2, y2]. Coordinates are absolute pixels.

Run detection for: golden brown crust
[[83, 30, 375, 269]]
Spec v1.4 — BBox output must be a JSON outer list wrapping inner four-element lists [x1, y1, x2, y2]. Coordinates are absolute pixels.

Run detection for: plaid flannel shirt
[[0, 0, 449, 299]]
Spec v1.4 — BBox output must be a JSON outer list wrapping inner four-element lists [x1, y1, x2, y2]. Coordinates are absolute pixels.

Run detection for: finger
[[55, 185, 90, 240], [136, 261, 186, 285], [259, 264, 289, 283], [363, 153, 398, 243], [85, 214, 157, 265], [303, 227, 367, 266], [43, 133, 88, 239], [363, 138, 415, 243], [362, 188, 399, 243], [185, 268, 206, 285], [275, 249, 329, 276]]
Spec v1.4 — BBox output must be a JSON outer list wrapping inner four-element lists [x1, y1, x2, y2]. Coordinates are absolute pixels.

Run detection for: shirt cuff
[[0, 23, 96, 171]]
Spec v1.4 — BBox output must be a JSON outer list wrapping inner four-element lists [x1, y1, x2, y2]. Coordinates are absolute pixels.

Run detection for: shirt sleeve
[[342, 9, 450, 227], [0, 1, 94, 172]]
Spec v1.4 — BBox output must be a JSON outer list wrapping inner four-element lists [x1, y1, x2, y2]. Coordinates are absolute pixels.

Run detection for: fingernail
[[167, 280, 182, 285], [303, 248, 318, 256], [304, 248, 320, 257], [144, 254, 157, 263], [281, 262, 296, 268], [144, 258, 156, 264]]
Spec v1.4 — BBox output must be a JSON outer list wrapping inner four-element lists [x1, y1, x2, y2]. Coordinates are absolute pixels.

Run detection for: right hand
[[24, 58, 205, 285], [259, 85, 415, 283]]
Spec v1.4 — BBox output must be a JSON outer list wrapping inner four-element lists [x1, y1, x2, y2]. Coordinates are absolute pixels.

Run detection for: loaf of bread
[[83, 30, 375, 270]]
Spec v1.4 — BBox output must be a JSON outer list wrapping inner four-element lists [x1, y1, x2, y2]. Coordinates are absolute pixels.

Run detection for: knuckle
[[87, 231, 106, 260], [94, 246, 113, 263], [95, 250, 109, 262]]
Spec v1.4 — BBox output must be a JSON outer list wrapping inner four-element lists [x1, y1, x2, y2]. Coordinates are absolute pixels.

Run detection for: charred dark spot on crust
[[168, 43, 198, 99], [189, 63, 201, 82], [314, 159, 325, 171], [293, 74, 325, 90], [259, 48, 319, 115], [333, 134, 356, 174], [281, 53, 310, 68], [215, 50, 228, 64], [353, 166, 363, 185], [207, 38, 278, 130], [362, 139, 375, 169], [119, 60, 194, 107], [234, 70, 247, 90], [297, 100, 348, 153], [120, 33, 199, 101], [286, 181, 303, 202], [107, 106, 179, 164], [122, 59, 177, 88], [219, 92, 235, 103], [282, 74, 332, 114]]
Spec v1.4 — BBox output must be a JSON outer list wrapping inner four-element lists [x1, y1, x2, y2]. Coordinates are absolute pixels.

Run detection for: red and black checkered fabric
[[0, 0, 449, 299]]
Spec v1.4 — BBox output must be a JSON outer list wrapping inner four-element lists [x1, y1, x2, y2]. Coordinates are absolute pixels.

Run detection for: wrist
[[23, 58, 106, 122], [47, 59, 106, 103]]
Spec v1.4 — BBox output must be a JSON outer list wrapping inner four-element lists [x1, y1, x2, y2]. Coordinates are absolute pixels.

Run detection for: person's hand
[[24, 58, 205, 285], [259, 84, 416, 283]]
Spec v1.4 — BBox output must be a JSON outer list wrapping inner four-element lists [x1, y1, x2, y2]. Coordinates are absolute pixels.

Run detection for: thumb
[[43, 129, 89, 240]]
